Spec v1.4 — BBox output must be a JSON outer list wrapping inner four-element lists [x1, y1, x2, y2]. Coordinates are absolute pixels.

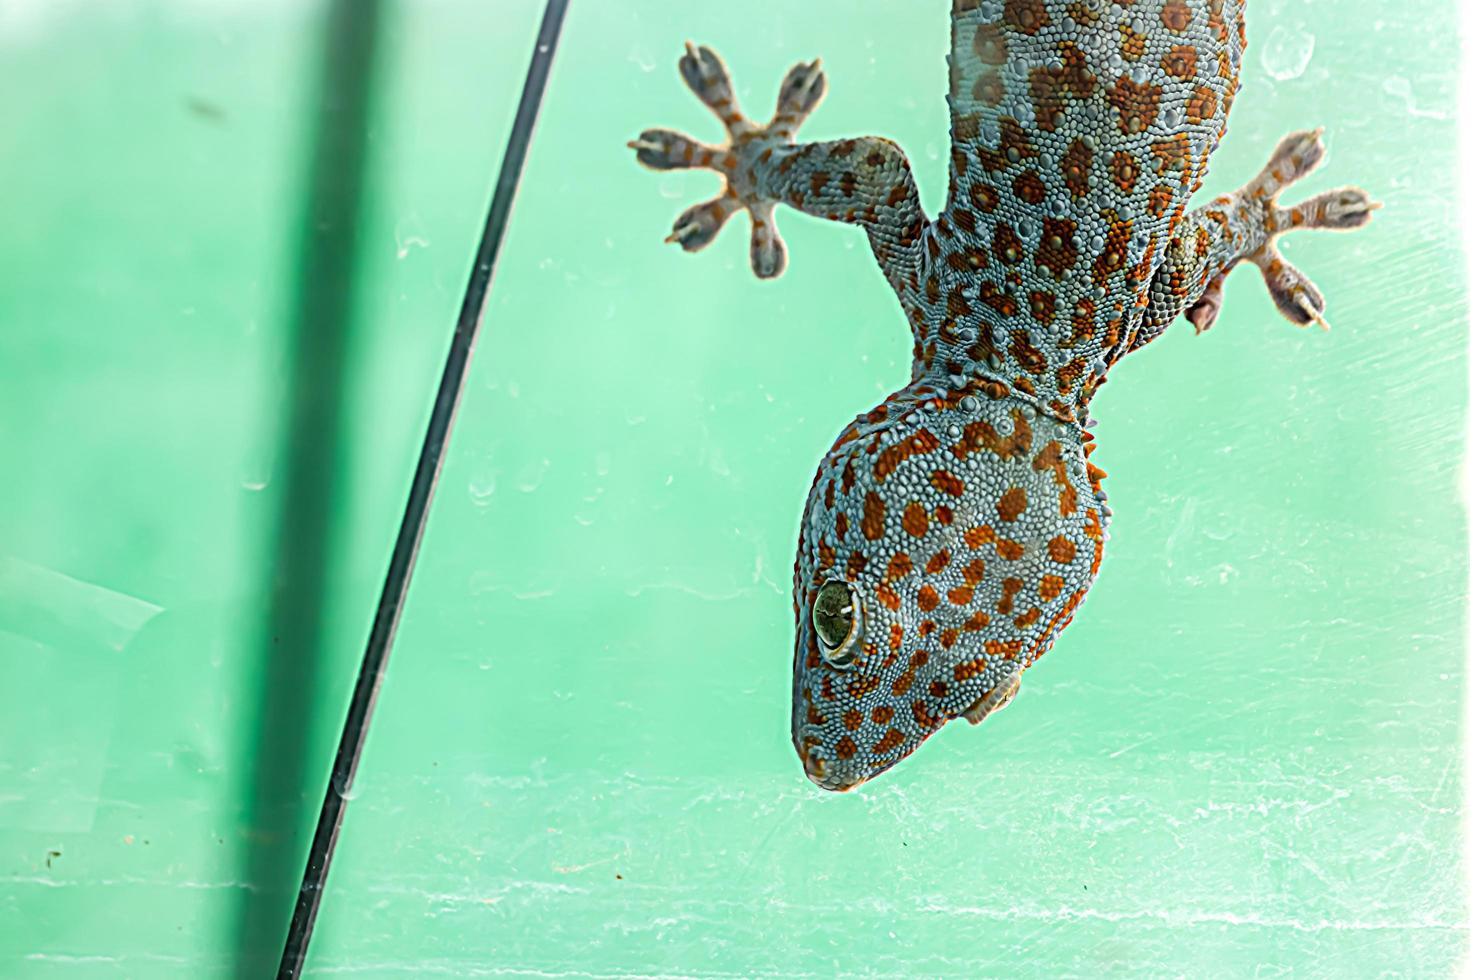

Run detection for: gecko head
[[790, 400, 1041, 792]]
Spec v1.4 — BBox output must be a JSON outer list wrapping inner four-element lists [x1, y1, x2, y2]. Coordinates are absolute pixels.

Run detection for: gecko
[[629, 0, 1378, 791]]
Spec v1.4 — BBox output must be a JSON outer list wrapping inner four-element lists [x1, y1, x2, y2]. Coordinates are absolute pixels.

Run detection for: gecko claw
[[1252, 245, 1332, 329], [664, 195, 738, 253]]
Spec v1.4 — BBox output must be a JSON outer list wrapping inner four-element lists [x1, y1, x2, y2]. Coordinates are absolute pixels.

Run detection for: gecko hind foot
[[629, 45, 829, 279], [1239, 129, 1382, 330]]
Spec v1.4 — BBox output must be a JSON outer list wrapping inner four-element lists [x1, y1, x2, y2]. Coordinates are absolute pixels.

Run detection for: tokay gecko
[[628, 0, 1378, 791]]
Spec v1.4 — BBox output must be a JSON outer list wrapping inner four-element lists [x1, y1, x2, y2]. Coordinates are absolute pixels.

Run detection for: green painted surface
[[2, 0, 1467, 976]]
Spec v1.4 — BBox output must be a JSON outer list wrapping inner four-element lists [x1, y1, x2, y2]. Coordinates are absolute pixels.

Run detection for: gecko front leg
[[630, 44, 929, 292], [1132, 129, 1381, 350]]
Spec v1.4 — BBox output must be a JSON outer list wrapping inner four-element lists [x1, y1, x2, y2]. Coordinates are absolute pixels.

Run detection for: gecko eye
[[812, 580, 863, 668]]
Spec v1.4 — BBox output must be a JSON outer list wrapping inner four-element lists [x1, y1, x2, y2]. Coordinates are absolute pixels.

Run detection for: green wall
[[2, 0, 1465, 975]]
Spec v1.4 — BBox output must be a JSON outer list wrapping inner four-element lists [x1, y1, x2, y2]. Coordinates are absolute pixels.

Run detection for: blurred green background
[[1, 0, 1465, 976]]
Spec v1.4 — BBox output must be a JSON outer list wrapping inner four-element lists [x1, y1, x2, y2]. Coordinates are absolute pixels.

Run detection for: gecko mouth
[[960, 671, 1022, 726]]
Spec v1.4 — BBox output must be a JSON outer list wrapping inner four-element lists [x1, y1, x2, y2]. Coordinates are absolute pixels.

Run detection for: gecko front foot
[[1215, 129, 1382, 331], [629, 44, 832, 279]]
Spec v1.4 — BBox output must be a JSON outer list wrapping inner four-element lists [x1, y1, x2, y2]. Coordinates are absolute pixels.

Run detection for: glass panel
[[0, 0, 526, 973], [313, 0, 1466, 974]]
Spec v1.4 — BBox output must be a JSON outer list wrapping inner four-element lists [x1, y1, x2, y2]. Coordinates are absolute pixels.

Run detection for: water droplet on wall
[[1261, 25, 1315, 81]]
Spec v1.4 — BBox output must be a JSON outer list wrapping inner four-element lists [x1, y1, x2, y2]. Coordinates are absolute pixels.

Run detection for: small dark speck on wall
[[185, 97, 227, 123]]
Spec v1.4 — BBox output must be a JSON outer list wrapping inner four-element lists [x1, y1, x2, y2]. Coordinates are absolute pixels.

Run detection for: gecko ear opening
[[813, 580, 863, 668]]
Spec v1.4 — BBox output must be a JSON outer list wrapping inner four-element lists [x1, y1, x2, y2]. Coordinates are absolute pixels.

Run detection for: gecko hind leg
[[628, 45, 829, 279], [1217, 129, 1382, 331]]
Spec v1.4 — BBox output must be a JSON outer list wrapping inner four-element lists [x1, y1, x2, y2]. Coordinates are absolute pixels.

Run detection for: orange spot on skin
[[1009, 331, 1048, 375], [1110, 150, 1139, 194], [963, 558, 987, 585], [1120, 24, 1147, 61], [940, 628, 959, 649], [996, 539, 1026, 561], [886, 552, 914, 581], [889, 623, 904, 651], [997, 487, 1028, 522], [926, 549, 952, 575], [877, 582, 901, 611], [972, 23, 1007, 66], [1161, 1, 1192, 32], [1058, 142, 1092, 201], [984, 638, 1024, 659], [873, 728, 906, 755], [1013, 170, 1047, 204], [917, 585, 940, 612], [948, 586, 975, 606], [875, 429, 941, 481], [973, 71, 1006, 106], [966, 526, 997, 549], [1004, 0, 1050, 34], [872, 705, 895, 725], [843, 709, 863, 731], [891, 669, 916, 696], [1037, 218, 1079, 281], [836, 736, 857, 760], [903, 501, 930, 538], [1107, 76, 1162, 135], [954, 410, 1033, 462], [1149, 183, 1175, 219], [1186, 84, 1218, 125], [1039, 575, 1065, 601], [954, 657, 989, 681], [963, 610, 991, 632], [1163, 44, 1198, 79], [930, 470, 966, 497], [1033, 441, 1079, 517], [862, 491, 886, 540], [1049, 536, 1077, 563], [997, 577, 1023, 615]]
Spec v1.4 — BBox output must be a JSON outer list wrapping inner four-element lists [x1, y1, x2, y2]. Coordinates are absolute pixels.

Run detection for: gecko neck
[[904, 362, 1095, 440], [909, 347, 1101, 434]]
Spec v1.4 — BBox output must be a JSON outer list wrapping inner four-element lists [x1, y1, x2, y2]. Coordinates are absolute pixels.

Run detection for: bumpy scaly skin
[[630, 2, 1378, 791]]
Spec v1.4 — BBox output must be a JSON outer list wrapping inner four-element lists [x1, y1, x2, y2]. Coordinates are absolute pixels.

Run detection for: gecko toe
[[748, 204, 789, 279], [665, 195, 739, 253]]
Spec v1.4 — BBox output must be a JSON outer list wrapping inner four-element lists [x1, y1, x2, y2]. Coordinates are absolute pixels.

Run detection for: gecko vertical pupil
[[813, 581, 860, 666]]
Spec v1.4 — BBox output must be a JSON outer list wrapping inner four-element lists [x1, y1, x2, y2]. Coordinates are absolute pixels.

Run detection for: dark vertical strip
[[234, 0, 381, 976], [274, 2, 571, 977]]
